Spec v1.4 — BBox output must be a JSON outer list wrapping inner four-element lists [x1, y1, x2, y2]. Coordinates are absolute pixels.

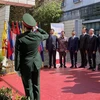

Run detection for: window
[[96, 23, 100, 30], [73, 0, 81, 4], [61, 0, 66, 8]]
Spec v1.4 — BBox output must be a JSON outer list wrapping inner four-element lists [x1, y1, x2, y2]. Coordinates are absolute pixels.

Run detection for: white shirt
[[83, 32, 87, 36], [72, 35, 76, 39], [91, 33, 94, 37]]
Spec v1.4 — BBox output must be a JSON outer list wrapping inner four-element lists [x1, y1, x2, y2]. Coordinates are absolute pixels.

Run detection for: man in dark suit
[[46, 29, 58, 68], [87, 28, 98, 71], [15, 13, 49, 100], [97, 31, 100, 70], [98, 31, 100, 52], [79, 27, 89, 68], [67, 30, 79, 68]]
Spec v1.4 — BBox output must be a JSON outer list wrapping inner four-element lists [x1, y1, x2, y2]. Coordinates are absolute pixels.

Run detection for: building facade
[[61, 0, 100, 36]]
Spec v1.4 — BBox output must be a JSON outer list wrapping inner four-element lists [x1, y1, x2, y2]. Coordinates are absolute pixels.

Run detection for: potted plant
[[0, 51, 4, 71], [0, 87, 12, 100], [0, 51, 6, 75], [0, 87, 27, 100]]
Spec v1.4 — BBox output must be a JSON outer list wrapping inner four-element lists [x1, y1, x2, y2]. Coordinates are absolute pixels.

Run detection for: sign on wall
[[0, 0, 35, 7], [51, 23, 64, 38]]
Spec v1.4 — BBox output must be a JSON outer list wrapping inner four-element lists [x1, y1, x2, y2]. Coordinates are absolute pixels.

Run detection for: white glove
[[35, 26, 38, 29], [16, 71, 21, 77], [33, 26, 38, 32]]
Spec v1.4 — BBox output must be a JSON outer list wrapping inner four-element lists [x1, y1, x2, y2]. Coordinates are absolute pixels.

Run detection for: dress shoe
[[88, 67, 92, 70], [70, 66, 73, 68], [64, 66, 67, 68], [49, 67, 51, 69], [59, 65, 62, 68], [75, 66, 77, 68], [92, 68, 96, 71], [79, 66, 84, 68]]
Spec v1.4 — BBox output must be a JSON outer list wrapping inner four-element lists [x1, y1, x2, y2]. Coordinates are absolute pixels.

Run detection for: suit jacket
[[46, 35, 58, 51], [87, 35, 98, 52], [98, 36, 100, 51], [67, 36, 79, 52], [15, 28, 49, 72], [58, 36, 68, 52], [79, 33, 89, 50]]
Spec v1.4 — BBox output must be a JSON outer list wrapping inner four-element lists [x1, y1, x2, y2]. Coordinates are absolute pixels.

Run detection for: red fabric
[[0, 67, 100, 100], [23, 21, 33, 29], [7, 24, 13, 59], [7, 41, 13, 58], [12, 22, 17, 34], [16, 21, 20, 35]]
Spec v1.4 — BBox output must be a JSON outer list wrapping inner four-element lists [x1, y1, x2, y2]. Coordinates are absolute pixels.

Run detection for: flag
[[2, 21, 7, 56], [16, 21, 20, 35], [18, 21, 23, 34], [40, 42, 44, 62], [12, 21, 16, 34], [7, 23, 14, 60], [11, 21, 17, 45]]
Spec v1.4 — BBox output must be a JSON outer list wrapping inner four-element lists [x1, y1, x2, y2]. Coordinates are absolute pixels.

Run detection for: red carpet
[[0, 63, 100, 100]]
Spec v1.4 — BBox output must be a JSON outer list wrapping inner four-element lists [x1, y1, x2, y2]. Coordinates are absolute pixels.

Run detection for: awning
[[83, 19, 100, 24], [0, 0, 35, 7]]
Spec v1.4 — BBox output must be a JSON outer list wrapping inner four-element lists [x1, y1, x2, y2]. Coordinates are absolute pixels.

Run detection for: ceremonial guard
[[15, 13, 49, 100]]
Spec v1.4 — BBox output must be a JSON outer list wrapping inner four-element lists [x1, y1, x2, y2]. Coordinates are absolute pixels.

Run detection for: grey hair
[[90, 28, 94, 32]]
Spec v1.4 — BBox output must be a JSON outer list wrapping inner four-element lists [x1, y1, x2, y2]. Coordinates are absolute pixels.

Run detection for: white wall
[[0, 5, 10, 48], [63, 0, 100, 11]]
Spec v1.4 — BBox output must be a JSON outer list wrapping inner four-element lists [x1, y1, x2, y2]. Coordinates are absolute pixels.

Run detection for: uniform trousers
[[21, 69, 40, 100]]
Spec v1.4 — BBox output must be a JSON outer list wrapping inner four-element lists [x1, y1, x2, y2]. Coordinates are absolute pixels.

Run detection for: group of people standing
[[14, 12, 99, 99], [46, 27, 99, 71]]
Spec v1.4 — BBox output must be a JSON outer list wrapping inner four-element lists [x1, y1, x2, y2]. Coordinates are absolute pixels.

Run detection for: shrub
[[0, 51, 4, 63], [0, 87, 27, 100]]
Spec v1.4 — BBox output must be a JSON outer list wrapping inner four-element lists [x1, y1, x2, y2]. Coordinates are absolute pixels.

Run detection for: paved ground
[[0, 51, 100, 100], [0, 63, 100, 100], [41, 66, 100, 100]]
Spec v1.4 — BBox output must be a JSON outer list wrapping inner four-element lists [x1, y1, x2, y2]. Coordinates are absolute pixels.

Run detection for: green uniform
[[15, 13, 49, 100]]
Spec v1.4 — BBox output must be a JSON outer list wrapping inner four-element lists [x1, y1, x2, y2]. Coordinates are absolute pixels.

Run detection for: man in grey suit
[[46, 29, 58, 68]]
